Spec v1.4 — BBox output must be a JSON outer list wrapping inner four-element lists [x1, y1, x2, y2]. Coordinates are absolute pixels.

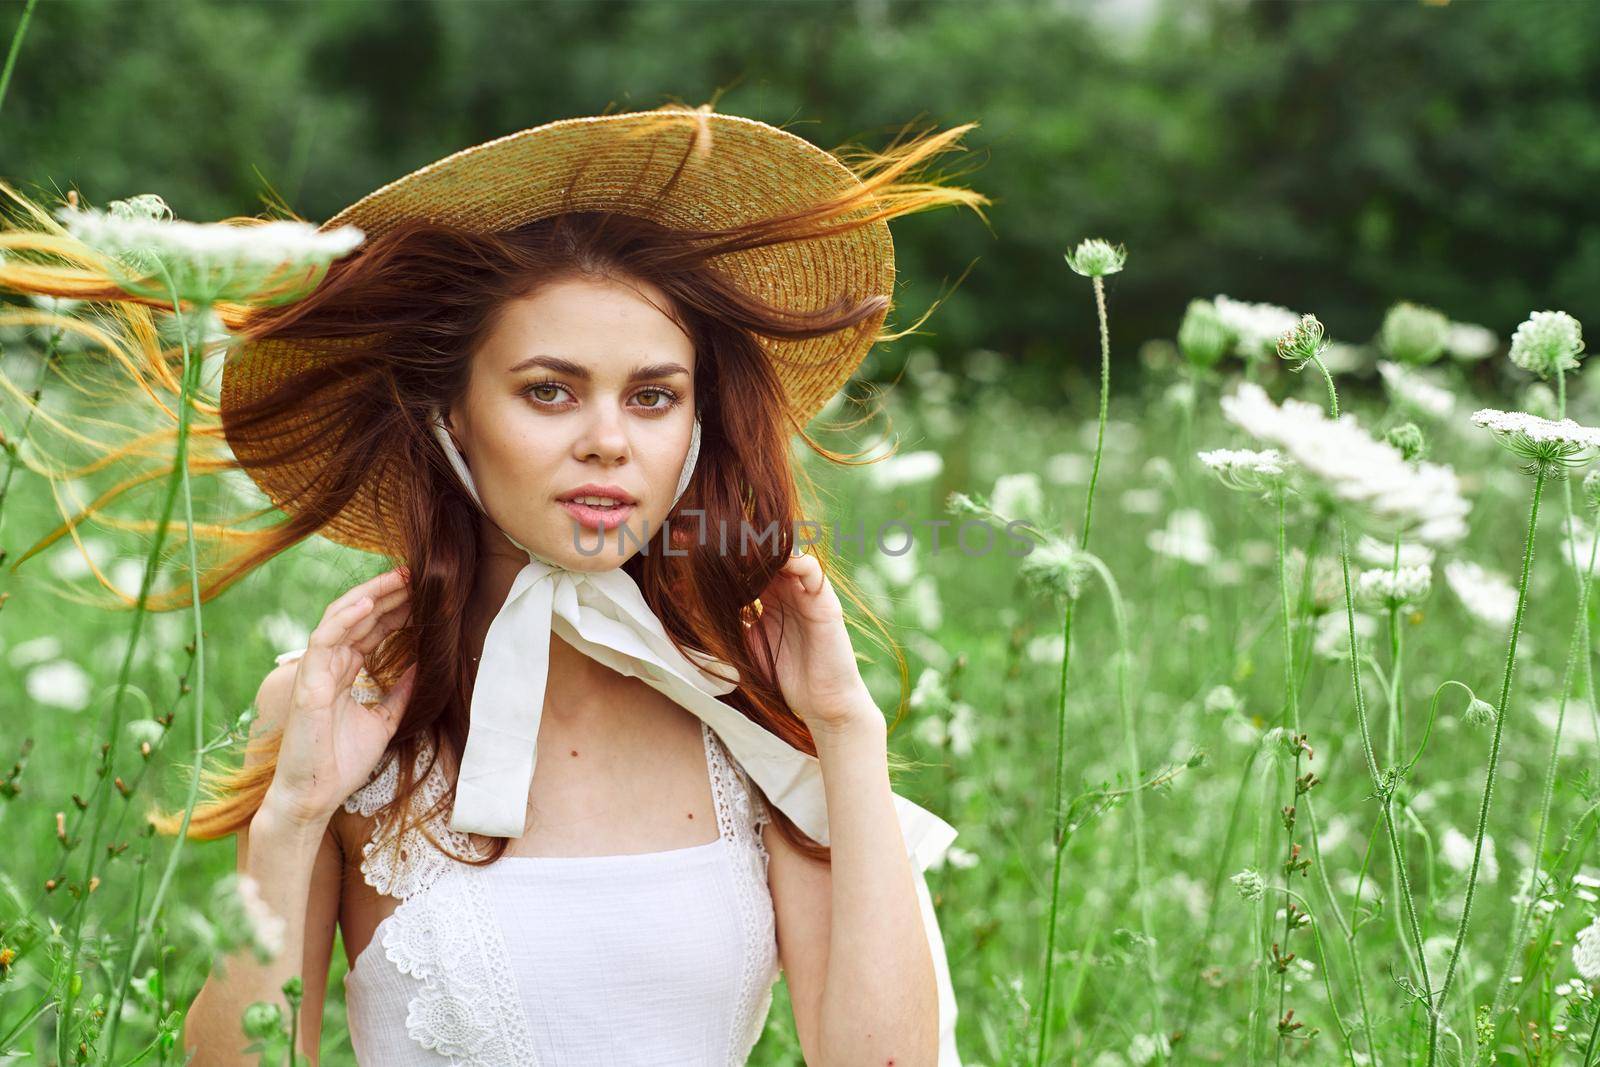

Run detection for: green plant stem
[[55, 319, 202, 1066], [1306, 354, 1435, 1031], [98, 295, 213, 1062], [0, 0, 37, 119], [1383, 537, 1423, 989], [1426, 464, 1550, 1065], [1173, 747, 1263, 1061], [1487, 472, 1600, 1027], [1034, 269, 1118, 1065]]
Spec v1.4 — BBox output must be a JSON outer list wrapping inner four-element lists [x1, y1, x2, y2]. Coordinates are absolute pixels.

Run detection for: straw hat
[[221, 105, 897, 556]]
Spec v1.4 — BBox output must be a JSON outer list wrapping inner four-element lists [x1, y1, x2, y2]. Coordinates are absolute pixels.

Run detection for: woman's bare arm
[[180, 566, 415, 1064], [181, 662, 342, 1065]]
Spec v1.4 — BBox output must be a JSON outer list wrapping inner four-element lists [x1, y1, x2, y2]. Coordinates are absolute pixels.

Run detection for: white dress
[[273, 648, 782, 1066]]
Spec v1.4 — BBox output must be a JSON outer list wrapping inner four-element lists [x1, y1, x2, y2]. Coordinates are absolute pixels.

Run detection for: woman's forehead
[[482, 277, 695, 376]]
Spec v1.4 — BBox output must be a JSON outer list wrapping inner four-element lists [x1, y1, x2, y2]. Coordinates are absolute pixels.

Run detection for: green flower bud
[[241, 1002, 283, 1040], [1018, 536, 1091, 603], [1463, 698, 1495, 727], [1380, 301, 1450, 365], [1177, 299, 1232, 369], [1276, 314, 1330, 370], [1509, 310, 1585, 380], [1063, 238, 1127, 278], [1519, 382, 1559, 420], [1585, 469, 1600, 513], [1231, 867, 1266, 902], [1385, 423, 1426, 462]]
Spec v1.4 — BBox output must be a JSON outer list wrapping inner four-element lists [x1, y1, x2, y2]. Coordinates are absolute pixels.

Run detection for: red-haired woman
[[26, 106, 989, 1065]]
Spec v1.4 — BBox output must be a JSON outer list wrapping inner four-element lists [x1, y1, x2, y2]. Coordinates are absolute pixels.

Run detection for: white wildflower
[[56, 193, 363, 306], [1129, 1033, 1171, 1066], [26, 660, 93, 711], [1213, 295, 1300, 361], [1446, 321, 1498, 362], [990, 472, 1046, 522], [1356, 563, 1432, 609], [1560, 515, 1600, 576], [868, 450, 943, 490], [1355, 534, 1435, 568], [1471, 408, 1600, 471], [7, 634, 63, 669], [1044, 451, 1089, 486], [1509, 310, 1585, 379], [1147, 508, 1217, 565], [1574, 915, 1600, 982], [1441, 826, 1498, 881], [933, 845, 979, 871], [235, 874, 287, 961], [1120, 487, 1163, 515], [1313, 611, 1377, 660], [1203, 684, 1241, 716], [1377, 360, 1454, 419], [1196, 447, 1290, 493], [1444, 560, 1517, 628], [905, 574, 943, 631], [1221, 382, 1471, 546], [908, 668, 952, 717]]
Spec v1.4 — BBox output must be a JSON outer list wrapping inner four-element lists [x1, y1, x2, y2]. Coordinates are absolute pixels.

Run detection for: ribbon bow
[[428, 405, 962, 1063]]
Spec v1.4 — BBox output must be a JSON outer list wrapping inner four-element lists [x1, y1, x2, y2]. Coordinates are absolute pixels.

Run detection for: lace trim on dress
[[703, 722, 782, 1064], [342, 737, 490, 900], [341, 739, 533, 1065]]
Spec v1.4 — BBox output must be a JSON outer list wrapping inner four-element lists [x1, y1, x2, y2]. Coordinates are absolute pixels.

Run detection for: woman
[[25, 105, 988, 1064]]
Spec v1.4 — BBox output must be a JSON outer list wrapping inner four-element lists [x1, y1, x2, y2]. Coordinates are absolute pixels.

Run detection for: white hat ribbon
[[428, 404, 962, 1063]]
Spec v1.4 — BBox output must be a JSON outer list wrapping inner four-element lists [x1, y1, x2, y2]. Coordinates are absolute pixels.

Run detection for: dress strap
[[700, 720, 771, 865]]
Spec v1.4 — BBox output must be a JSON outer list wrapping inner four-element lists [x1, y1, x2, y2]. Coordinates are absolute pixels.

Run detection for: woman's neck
[[463, 530, 630, 713]]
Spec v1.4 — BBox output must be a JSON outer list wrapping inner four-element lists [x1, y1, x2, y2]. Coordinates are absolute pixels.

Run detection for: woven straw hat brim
[[221, 109, 895, 556]]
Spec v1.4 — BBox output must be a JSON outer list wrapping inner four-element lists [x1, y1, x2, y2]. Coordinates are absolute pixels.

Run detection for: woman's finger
[[320, 567, 409, 627], [348, 599, 414, 658]]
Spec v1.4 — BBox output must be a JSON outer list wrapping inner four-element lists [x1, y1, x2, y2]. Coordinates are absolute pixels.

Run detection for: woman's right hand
[[260, 566, 418, 829]]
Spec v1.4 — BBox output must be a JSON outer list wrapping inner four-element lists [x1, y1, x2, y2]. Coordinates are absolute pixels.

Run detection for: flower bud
[[1385, 423, 1426, 462], [241, 1002, 283, 1040], [1177, 299, 1232, 369], [1585, 469, 1600, 513], [1231, 867, 1266, 902], [1380, 301, 1450, 365], [1276, 314, 1330, 369], [1463, 698, 1495, 727], [1509, 310, 1585, 380], [1063, 238, 1127, 278]]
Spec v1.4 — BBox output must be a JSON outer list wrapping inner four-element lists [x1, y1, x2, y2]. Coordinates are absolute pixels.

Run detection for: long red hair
[[1, 107, 990, 865]]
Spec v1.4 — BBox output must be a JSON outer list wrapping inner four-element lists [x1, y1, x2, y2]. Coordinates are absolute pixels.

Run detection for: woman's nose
[[576, 404, 630, 464]]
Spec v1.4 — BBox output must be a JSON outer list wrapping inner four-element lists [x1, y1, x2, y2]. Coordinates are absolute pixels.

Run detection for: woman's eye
[[636, 388, 676, 409], [523, 382, 567, 403]]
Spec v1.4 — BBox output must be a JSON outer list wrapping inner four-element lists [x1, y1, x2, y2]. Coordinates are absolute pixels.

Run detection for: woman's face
[[444, 273, 697, 571]]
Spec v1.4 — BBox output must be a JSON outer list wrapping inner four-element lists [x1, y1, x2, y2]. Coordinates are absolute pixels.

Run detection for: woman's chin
[[540, 514, 667, 570]]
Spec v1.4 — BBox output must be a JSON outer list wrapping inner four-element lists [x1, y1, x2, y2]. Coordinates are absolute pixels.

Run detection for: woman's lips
[[558, 499, 637, 531]]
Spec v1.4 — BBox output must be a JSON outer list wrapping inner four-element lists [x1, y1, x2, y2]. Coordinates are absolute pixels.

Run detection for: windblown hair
[[0, 104, 990, 866]]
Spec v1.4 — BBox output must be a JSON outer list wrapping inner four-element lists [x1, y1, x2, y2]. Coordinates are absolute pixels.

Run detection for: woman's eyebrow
[[506, 354, 691, 383]]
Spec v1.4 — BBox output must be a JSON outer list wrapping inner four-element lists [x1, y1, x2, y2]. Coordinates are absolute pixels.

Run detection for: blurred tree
[[4, 0, 1597, 402]]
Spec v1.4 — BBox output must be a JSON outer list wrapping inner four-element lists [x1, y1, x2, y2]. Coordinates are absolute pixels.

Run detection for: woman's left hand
[[742, 550, 879, 738]]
